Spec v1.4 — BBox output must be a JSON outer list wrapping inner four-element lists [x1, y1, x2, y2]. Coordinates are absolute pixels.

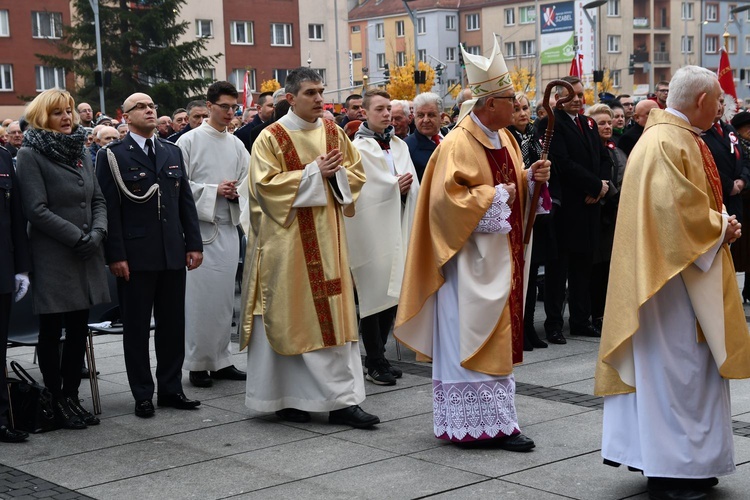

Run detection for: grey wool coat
[[16, 146, 110, 314]]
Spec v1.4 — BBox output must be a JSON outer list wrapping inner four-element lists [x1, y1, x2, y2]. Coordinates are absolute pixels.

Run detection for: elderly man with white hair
[[390, 99, 411, 139], [404, 92, 444, 180], [596, 65, 750, 500]]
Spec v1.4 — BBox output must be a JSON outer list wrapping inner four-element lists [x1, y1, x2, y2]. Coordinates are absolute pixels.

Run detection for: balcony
[[634, 18, 650, 28], [654, 51, 670, 63]]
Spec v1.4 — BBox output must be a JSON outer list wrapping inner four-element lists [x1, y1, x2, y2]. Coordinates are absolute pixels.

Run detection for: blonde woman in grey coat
[[16, 89, 110, 430]]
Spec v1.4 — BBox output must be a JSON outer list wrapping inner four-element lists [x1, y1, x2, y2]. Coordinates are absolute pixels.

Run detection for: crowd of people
[[1, 45, 750, 500]]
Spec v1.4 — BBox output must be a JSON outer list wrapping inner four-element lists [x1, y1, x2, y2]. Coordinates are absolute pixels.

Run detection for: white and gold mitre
[[461, 35, 512, 98]]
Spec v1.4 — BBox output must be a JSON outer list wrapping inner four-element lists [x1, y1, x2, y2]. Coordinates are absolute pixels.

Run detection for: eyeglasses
[[211, 103, 241, 113], [493, 95, 518, 103], [657, 89, 669, 94], [124, 102, 158, 113]]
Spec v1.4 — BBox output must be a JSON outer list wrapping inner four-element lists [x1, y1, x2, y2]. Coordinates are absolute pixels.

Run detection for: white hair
[[667, 66, 717, 110], [413, 92, 442, 112], [272, 87, 286, 104], [390, 99, 410, 116]]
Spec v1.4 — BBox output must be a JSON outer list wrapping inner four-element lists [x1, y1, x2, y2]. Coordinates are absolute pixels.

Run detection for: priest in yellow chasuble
[[395, 38, 550, 450], [595, 66, 750, 499], [240, 67, 379, 428]]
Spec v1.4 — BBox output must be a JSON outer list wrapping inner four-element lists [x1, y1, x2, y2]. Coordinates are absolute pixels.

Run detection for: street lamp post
[[583, 0, 606, 101], [88, 0, 105, 114], [401, 0, 420, 95]]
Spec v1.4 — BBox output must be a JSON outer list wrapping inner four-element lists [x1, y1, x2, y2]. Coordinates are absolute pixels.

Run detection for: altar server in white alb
[[177, 81, 249, 388], [346, 89, 419, 386]]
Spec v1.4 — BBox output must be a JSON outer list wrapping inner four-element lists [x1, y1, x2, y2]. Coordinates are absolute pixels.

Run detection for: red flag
[[718, 47, 738, 119], [243, 71, 253, 110], [569, 50, 583, 78]]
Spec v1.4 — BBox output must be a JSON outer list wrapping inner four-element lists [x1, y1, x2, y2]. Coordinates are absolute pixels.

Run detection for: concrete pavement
[[3, 295, 750, 499]]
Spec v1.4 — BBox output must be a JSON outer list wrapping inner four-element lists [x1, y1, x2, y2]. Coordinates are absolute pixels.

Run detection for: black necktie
[[145, 138, 156, 164]]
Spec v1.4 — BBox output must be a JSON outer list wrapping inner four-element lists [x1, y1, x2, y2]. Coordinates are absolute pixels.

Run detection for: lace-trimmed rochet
[[106, 147, 162, 220]]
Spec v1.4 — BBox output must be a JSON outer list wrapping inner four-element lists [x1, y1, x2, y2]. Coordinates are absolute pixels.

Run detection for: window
[[313, 68, 327, 84], [352, 52, 362, 60], [607, 35, 621, 53], [706, 4, 718, 22], [520, 40, 535, 57], [376, 53, 386, 69], [705, 35, 719, 53], [35, 66, 65, 91], [230, 69, 256, 92], [446, 15, 456, 31], [0, 64, 12, 90], [376, 23, 384, 39], [746, 36, 750, 53], [446, 47, 456, 61], [200, 68, 215, 81], [682, 35, 694, 53], [231, 21, 254, 45], [0, 10, 8, 37], [351, 25, 360, 33], [505, 8, 515, 26], [308, 24, 324, 41], [612, 70, 621, 88], [396, 20, 405, 37], [271, 23, 293, 46], [505, 42, 516, 58], [466, 13, 480, 31], [728, 35, 738, 54], [32, 11, 62, 39], [418, 49, 427, 62], [196, 19, 213, 38], [418, 17, 426, 35], [681, 2, 694, 20], [397, 51, 406, 66], [467, 45, 481, 56], [607, 0, 620, 16], [520, 6, 536, 24], [274, 69, 290, 86]]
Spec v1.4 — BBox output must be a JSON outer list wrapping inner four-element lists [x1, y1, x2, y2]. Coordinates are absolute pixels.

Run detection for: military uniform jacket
[[0, 147, 30, 294], [96, 134, 202, 272]]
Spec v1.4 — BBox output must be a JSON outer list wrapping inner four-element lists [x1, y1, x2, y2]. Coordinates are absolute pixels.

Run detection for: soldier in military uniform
[[96, 92, 204, 418], [0, 145, 30, 442]]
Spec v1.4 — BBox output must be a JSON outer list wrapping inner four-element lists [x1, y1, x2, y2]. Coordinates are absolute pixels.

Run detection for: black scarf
[[22, 125, 87, 168], [355, 122, 395, 150], [510, 123, 542, 168]]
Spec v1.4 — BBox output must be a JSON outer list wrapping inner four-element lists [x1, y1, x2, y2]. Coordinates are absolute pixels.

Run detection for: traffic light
[[458, 45, 465, 68], [383, 63, 390, 83], [435, 63, 444, 85], [628, 54, 636, 75]]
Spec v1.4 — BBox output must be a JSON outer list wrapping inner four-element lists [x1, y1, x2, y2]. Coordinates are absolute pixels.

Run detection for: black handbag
[[7, 361, 58, 433]]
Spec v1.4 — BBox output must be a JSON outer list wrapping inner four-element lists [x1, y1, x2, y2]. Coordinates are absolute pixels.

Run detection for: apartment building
[[701, 1, 750, 106]]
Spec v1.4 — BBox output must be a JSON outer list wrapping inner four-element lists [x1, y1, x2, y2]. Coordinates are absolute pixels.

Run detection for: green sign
[[541, 32, 575, 65]]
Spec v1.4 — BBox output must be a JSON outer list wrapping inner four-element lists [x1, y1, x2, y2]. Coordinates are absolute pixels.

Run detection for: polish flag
[[718, 47, 738, 121], [243, 71, 253, 110], [569, 49, 583, 78]]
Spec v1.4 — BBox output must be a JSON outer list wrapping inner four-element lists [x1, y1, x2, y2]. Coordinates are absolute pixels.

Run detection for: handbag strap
[[10, 360, 40, 386]]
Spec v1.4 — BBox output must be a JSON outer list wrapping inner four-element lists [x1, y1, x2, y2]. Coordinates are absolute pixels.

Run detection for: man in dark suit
[[0, 146, 31, 442], [166, 100, 208, 143], [535, 76, 611, 344], [703, 95, 750, 222], [404, 92, 444, 180], [235, 91, 275, 153], [97, 92, 204, 418], [618, 99, 659, 156]]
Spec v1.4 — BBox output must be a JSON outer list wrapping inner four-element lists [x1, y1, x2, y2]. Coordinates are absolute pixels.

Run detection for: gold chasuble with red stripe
[[395, 117, 530, 376], [240, 116, 366, 355]]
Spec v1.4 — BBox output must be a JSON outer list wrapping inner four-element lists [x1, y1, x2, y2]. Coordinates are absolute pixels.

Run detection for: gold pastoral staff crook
[[523, 79, 575, 246]]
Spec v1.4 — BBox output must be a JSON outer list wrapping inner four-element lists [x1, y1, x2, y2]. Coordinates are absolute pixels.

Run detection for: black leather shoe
[[211, 365, 247, 381], [157, 392, 201, 409], [497, 433, 536, 452], [53, 398, 87, 429], [134, 399, 155, 418], [546, 331, 567, 345], [189, 370, 213, 387], [647, 478, 710, 500], [570, 324, 601, 337], [0, 425, 28, 443], [329, 405, 380, 428], [275, 408, 311, 423], [66, 396, 100, 426]]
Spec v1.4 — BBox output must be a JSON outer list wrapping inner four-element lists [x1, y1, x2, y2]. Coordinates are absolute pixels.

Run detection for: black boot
[[66, 396, 100, 426], [53, 397, 87, 430]]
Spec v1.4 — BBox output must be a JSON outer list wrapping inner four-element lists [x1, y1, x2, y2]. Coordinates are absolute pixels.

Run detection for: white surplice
[[177, 122, 248, 371]]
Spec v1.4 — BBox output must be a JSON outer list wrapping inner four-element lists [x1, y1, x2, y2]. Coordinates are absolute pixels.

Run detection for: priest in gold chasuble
[[239, 68, 379, 428], [395, 38, 550, 448], [595, 66, 750, 498]]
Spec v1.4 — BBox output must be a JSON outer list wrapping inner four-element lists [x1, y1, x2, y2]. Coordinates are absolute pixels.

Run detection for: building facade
[[701, 1, 750, 106]]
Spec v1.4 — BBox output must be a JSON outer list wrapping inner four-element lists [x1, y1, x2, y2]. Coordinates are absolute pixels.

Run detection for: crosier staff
[[523, 79, 575, 246]]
